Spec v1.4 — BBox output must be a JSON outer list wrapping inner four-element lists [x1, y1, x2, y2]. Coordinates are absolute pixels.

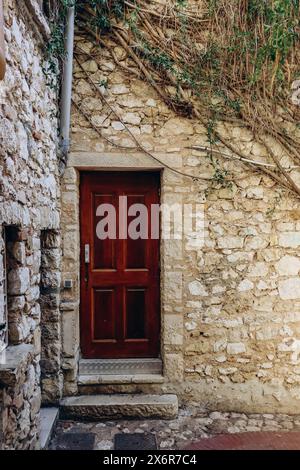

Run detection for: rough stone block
[[276, 256, 300, 276], [227, 343, 246, 355], [60, 394, 178, 420], [164, 353, 184, 382], [61, 307, 79, 358], [164, 315, 183, 345], [8, 268, 30, 295], [279, 232, 300, 248], [278, 279, 300, 300], [164, 272, 183, 302]]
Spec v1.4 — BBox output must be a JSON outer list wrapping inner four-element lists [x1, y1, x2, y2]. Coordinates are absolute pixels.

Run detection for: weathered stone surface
[[237, 279, 254, 292], [78, 374, 164, 385], [8, 268, 30, 295], [247, 263, 268, 277], [279, 232, 300, 248], [227, 343, 246, 355], [60, 395, 178, 420], [245, 187, 264, 199], [0, 344, 34, 387], [278, 279, 300, 300], [11, 242, 26, 264], [122, 112, 141, 125], [188, 280, 208, 297], [164, 272, 183, 301], [276, 256, 300, 276], [217, 237, 244, 249], [159, 118, 194, 136], [111, 121, 125, 131], [111, 84, 129, 95], [164, 354, 184, 382]]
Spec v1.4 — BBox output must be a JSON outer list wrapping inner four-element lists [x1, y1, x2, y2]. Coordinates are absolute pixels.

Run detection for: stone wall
[[62, 34, 300, 414], [0, 0, 61, 449], [0, 344, 39, 450], [40, 229, 63, 404]]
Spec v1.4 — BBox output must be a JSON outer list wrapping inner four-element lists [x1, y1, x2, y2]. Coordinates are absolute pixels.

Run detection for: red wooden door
[[80, 171, 160, 359]]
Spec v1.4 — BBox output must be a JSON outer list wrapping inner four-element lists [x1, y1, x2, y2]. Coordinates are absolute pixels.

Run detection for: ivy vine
[[47, 1, 300, 198]]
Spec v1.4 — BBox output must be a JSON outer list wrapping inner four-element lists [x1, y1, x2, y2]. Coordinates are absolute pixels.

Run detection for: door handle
[[85, 244, 90, 264], [84, 244, 90, 284]]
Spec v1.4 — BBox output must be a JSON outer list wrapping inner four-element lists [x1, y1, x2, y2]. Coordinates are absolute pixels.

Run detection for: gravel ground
[[49, 406, 300, 450]]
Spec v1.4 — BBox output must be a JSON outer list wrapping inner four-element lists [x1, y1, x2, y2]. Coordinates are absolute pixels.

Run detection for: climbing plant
[[51, 1, 300, 197]]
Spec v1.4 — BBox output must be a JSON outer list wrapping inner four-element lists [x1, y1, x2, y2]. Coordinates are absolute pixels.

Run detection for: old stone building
[[0, 0, 62, 449], [64, 37, 300, 414], [2, 0, 300, 451]]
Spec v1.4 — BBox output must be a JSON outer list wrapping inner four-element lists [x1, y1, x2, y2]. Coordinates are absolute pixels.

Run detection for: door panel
[[93, 288, 116, 341], [125, 288, 146, 339], [80, 171, 160, 359], [93, 194, 116, 270], [126, 195, 147, 269]]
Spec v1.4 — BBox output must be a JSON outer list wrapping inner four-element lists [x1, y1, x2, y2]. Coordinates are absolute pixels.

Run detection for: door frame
[[60, 152, 185, 394], [79, 170, 161, 359]]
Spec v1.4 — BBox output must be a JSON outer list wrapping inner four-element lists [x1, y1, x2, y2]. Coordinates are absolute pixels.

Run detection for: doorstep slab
[[60, 394, 178, 420], [40, 407, 59, 450]]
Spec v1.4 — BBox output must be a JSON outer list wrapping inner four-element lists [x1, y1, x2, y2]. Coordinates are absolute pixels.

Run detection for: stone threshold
[[79, 358, 163, 376], [78, 373, 164, 386]]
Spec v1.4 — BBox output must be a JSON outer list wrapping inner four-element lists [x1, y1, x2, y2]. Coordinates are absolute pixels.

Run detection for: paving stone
[[55, 432, 96, 450], [114, 433, 157, 450]]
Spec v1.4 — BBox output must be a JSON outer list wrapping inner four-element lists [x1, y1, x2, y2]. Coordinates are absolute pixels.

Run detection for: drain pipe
[[60, 4, 75, 162]]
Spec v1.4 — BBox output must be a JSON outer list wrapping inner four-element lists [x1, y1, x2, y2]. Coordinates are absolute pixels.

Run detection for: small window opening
[[0, 228, 8, 352], [0, 0, 6, 80], [0, 226, 20, 352]]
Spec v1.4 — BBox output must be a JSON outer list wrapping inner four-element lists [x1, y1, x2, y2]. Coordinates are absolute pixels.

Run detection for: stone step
[[78, 373, 164, 386], [39, 407, 59, 450], [60, 394, 178, 420], [79, 358, 162, 376]]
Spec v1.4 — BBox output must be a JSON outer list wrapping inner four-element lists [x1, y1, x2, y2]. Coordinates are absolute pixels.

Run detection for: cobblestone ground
[[49, 406, 300, 450]]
